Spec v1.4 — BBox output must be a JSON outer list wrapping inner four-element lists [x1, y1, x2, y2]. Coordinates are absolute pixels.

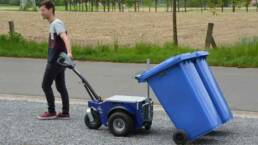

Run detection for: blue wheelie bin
[[135, 53, 223, 144], [192, 51, 233, 123]]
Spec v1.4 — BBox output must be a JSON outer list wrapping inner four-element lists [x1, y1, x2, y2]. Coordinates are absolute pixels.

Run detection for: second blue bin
[[135, 51, 232, 142], [192, 51, 233, 123]]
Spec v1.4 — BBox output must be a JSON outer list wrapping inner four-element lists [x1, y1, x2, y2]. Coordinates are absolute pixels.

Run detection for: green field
[[1, 33, 258, 67]]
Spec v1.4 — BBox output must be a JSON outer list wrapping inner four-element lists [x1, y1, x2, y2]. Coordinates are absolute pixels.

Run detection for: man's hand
[[68, 53, 73, 59]]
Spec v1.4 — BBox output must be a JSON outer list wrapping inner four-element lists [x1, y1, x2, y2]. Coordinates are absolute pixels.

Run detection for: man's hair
[[39, 0, 55, 15]]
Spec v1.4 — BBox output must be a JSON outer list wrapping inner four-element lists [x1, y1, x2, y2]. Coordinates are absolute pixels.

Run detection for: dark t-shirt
[[48, 19, 67, 63]]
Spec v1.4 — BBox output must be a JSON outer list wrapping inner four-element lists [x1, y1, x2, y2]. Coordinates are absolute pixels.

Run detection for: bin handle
[[157, 71, 167, 77]]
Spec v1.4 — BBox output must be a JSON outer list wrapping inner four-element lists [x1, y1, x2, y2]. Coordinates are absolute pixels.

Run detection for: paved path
[[1, 57, 258, 111], [0, 99, 258, 145]]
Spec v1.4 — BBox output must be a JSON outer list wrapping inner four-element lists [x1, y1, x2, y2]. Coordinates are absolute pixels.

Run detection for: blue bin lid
[[135, 51, 209, 82]]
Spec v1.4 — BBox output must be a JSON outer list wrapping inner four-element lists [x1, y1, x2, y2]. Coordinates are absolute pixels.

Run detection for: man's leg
[[42, 63, 58, 113], [55, 67, 69, 114]]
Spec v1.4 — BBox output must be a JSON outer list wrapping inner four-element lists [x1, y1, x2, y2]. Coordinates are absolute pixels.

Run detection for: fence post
[[8, 21, 15, 36], [205, 23, 217, 49]]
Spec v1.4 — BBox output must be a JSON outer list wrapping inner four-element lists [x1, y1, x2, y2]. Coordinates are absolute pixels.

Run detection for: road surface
[[1, 57, 258, 111], [1, 99, 258, 145]]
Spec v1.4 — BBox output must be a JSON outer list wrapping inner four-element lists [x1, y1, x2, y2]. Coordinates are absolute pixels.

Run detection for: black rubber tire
[[144, 122, 152, 130], [84, 109, 101, 130], [108, 111, 134, 136], [173, 130, 188, 145]]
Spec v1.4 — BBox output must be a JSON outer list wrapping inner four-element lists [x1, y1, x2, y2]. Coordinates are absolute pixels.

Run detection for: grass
[[0, 33, 193, 63], [208, 37, 258, 67], [1, 33, 258, 67]]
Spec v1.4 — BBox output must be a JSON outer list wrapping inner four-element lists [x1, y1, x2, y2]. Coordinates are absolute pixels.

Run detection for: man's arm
[[60, 32, 73, 58]]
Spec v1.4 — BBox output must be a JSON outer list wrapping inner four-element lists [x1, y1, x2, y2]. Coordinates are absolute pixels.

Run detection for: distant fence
[[64, 0, 202, 12], [63, 0, 258, 12]]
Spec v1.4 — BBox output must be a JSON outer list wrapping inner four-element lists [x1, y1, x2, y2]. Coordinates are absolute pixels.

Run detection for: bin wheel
[[173, 130, 188, 145], [108, 111, 134, 136], [84, 109, 101, 129], [144, 122, 152, 130]]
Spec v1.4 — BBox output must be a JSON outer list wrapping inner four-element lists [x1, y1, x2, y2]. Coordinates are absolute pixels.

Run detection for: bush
[[9, 0, 20, 5]]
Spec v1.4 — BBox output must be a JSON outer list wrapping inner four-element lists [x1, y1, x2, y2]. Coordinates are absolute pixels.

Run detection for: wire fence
[[63, 0, 258, 12]]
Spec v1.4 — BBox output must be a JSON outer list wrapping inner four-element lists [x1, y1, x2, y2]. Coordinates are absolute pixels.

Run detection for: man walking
[[37, 0, 72, 120]]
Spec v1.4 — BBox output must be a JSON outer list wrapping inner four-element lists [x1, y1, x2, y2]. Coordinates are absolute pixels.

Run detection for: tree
[[184, 0, 187, 12], [166, 0, 169, 12], [118, 0, 123, 11], [232, 0, 236, 12], [125, 0, 134, 11], [64, 0, 68, 10], [172, 0, 178, 46], [256, 0, 258, 12], [221, 0, 224, 12], [207, 0, 223, 14], [177, 0, 179, 11], [200, 0, 204, 12], [143, 0, 152, 12], [155, 0, 158, 12], [245, 0, 251, 12]]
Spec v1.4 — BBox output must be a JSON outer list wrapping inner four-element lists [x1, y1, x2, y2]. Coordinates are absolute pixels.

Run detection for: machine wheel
[[173, 130, 188, 145], [84, 109, 101, 129], [144, 122, 152, 130], [108, 111, 134, 136]]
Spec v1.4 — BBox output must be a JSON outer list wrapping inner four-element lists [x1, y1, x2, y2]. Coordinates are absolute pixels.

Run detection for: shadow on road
[[206, 130, 232, 137], [190, 130, 232, 145]]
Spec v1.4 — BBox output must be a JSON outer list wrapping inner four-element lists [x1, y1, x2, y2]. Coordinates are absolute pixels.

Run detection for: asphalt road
[[0, 100, 258, 145], [1, 57, 258, 111]]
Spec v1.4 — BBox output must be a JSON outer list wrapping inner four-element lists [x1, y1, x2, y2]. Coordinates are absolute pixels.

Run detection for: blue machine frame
[[88, 95, 153, 129]]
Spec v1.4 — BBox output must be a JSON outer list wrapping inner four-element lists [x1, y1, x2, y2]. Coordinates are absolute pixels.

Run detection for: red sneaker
[[56, 112, 70, 120], [37, 112, 57, 120]]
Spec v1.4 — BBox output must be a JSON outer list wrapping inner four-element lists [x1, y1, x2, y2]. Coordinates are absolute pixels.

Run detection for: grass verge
[[0, 33, 258, 67]]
